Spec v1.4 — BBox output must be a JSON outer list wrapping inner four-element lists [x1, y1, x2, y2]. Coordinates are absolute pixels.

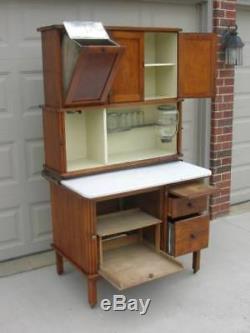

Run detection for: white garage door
[[231, 6, 250, 204], [0, 0, 201, 261]]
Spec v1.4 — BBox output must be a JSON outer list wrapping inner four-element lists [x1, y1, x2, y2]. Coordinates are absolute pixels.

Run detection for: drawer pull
[[148, 273, 154, 279], [187, 201, 193, 208], [190, 233, 196, 240]]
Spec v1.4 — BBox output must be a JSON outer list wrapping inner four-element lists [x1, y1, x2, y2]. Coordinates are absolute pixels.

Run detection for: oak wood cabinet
[[108, 30, 144, 103], [38, 23, 217, 307], [38, 25, 216, 179]]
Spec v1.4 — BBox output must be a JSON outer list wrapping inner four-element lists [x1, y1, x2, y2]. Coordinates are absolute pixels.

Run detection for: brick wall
[[210, 0, 237, 219]]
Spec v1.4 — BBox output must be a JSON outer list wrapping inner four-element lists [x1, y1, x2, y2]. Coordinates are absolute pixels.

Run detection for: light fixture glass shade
[[225, 47, 243, 65]]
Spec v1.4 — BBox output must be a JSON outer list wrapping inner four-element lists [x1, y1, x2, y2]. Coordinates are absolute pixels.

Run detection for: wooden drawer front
[[170, 215, 209, 257], [168, 196, 207, 219]]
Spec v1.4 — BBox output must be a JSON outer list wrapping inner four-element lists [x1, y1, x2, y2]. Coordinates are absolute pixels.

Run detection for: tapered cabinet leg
[[56, 252, 64, 275], [192, 251, 201, 274], [88, 277, 97, 308]]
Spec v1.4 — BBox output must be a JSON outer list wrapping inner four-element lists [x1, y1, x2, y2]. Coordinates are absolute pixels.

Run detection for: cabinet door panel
[[178, 33, 217, 98], [109, 31, 144, 103], [65, 46, 123, 106]]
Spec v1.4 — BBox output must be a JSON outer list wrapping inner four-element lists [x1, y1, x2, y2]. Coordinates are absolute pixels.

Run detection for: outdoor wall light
[[222, 24, 244, 66]]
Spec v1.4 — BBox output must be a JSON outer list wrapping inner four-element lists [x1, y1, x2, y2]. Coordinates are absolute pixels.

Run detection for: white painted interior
[[144, 32, 177, 99], [106, 104, 177, 164], [231, 6, 250, 204], [61, 161, 211, 199], [0, 0, 201, 260], [65, 109, 107, 171]]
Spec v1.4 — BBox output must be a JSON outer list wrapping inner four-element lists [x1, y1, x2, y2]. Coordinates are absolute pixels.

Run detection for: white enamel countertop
[[61, 161, 211, 199]]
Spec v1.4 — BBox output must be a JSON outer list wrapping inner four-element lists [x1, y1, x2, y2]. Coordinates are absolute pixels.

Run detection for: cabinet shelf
[[144, 95, 176, 101], [97, 208, 161, 237], [145, 63, 175, 67]]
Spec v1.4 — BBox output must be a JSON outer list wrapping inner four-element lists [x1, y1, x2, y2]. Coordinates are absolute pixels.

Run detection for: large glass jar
[[157, 105, 179, 143]]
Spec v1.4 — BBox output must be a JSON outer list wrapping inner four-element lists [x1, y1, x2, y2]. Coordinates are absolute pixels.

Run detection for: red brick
[[218, 86, 234, 94], [213, 1, 222, 9], [213, 9, 226, 17], [223, 110, 233, 118], [222, 157, 232, 165], [223, 94, 234, 101], [225, 11, 236, 19], [219, 69, 235, 78], [222, 172, 231, 180], [221, 2, 236, 11]]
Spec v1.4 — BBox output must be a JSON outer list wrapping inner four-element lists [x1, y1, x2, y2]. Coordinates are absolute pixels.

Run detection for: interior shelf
[[145, 63, 175, 67], [99, 243, 184, 290], [97, 208, 161, 237]]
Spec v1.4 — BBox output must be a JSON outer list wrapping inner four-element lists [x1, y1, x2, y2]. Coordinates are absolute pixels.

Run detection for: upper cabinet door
[[178, 33, 217, 98], [109, 31, 144, 103]]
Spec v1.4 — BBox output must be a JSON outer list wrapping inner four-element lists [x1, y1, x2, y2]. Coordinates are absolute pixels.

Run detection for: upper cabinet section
[[38, 24, 123, 108], [38, 25, 217, 109], [178, 33, 217, 98]]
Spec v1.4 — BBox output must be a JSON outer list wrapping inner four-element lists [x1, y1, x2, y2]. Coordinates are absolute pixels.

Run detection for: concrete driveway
[[0, 212, 250, 333]]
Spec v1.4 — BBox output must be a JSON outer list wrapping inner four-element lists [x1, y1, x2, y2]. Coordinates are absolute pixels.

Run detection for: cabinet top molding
[[37, 24, 182, 33]]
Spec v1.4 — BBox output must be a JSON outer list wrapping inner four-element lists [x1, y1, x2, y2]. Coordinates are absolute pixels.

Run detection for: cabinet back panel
[[106, 104, 177, 164], [145, 67, 177, 99], [65, 109, 107, 171], [65, 112, 87, 161], [144, 32, 177, 64]]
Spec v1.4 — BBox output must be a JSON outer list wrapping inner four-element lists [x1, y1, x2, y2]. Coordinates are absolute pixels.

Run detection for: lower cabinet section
[[168, 214, 209, 257], [50, 181, 213, 307]]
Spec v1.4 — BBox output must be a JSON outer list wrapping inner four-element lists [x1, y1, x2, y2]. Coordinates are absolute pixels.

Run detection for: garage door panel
[[235, 68, 250, 94], [232, 7, 250, 204], [233, 119, 250, 143], [231, 188, 250, 205], [25, 139, 44, 179], [232, 144, 250, 166], [20, 72, 44, 113], [30, 202, 52, 244], [0, 142, 18, 182], [241, 43, 250, 67], [232, 166, 250, 190], [0, 207, 23, 249], [234, 96, 250, 117]]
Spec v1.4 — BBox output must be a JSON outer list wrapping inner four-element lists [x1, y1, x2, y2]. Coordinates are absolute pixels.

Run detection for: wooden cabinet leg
[[56, 252, 64, 275], [192, 251, 201, 274], [88, 277, 97, 308]]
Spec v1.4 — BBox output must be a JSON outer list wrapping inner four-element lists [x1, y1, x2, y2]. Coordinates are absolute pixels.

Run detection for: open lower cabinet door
[[64, 46, 123, 106], [178, 33, 217, 98]]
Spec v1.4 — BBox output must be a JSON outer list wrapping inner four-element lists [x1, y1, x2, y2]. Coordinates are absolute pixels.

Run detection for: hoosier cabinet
[[38, 22, 217, 307]]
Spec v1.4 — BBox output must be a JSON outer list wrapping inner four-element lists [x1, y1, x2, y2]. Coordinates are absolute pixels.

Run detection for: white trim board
[[61, 161, 211, 199]]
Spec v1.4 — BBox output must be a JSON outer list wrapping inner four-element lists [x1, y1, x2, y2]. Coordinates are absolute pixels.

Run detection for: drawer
[[169, 215, 209, 257], [168, 196, 207, 219]]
